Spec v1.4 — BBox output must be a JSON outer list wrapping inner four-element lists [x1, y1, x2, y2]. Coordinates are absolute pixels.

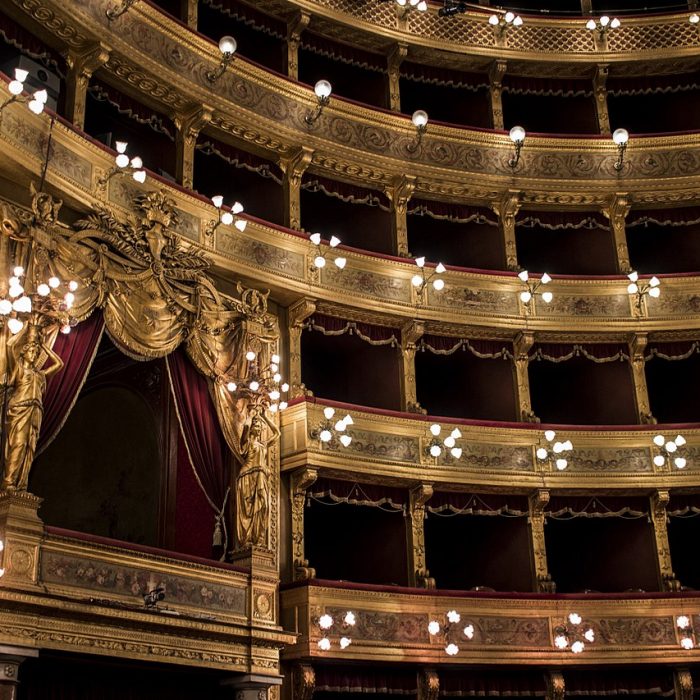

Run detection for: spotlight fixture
[[677, 614, 696, 650], [536, 430, 573, 471], [627, 271, 660, 312], [412, 257, 446, 297], [586, 15, 620, 37], [225, 351, 289, 412], [316, 610, 356, 651], [106, 0, 138, 20], [407, 110, 428, 153], [438, 0, 467, 16], [612, 128, 629, 172], [311, 406, 354, 448], [554, 612, 595, 654], [1, 68, 48, 116], [205, 195, 246, 238], [653, 433, 687, 470], [488, 11, 523, 35], [518, 270, 553, 309], [143, 586, 165, 609], [426, 424, 463, 460], [508, 125, 526, 168], [206, 36, 237, 84], [98, 141, 146, 187], [309, 232, 346, 271], [305, 80, 332, 126], [0, 266, 78, 336], [428, 610, 475, 656]]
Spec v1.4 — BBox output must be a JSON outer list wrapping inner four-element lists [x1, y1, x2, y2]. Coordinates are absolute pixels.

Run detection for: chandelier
[[310, 233, 346, 270], [99, 141, 146, 186], [1, 68, 48, 116], [627, 271, 660, 311], [586, 15, 620, 35], [317, 610, 357, 650], [226, 350, 289, 413], [427, 423, 463, 459], [428, 610, 475, 656], [412, 257, 446, 295], [489, 11, 523, 35], [207, 195, 246, 237], [518, 270, 552, 308], [313, 406, 353, 447], [554, 612, 595, 654], [653, 434, 687, 469], [536, 430, 573, 471]]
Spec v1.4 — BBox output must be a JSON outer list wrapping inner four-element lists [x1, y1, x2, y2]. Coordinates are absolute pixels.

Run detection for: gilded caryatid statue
[[2, 321, 63, 491], [235, 408, 280, 549]]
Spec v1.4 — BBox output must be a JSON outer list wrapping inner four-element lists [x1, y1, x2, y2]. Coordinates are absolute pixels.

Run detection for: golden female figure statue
[[2, 324, 63, 491], [236, 409, 280, 549]]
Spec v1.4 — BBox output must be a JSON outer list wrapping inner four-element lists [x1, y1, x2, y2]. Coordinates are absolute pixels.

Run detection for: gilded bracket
[[602, 193, 631, 274], [488, 60, 507, 132], [64, 42, 112, 130], [286, 12, 311, 81], [528, 489, 555, 593], [675, 670, 693, 700], [407, 483, 435, 588], [418, 669, 439, 700], [545, 672, 565, 700], [491, 189, 520, 271], [173, 103, 213, 191], [288, 298, 317, 398], [400, 319, 425, 414], [384, 174, 416, 258], [280, 146, 314, 232], [628, 333, 656, 425], [386, 43, 408, 113], [513, 331, 538, 423], [290, 467, 318, 580], [651, 489, 681, 592], [594, 64, 611, 135]]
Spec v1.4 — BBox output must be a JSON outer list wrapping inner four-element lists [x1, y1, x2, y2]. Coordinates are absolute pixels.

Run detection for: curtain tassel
[[213, 517, 223, 547]]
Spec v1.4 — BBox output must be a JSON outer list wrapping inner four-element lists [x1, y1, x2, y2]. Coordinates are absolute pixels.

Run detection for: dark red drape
[[407, 199, 498, 224], [427, 492, 528, 516], [503, 74, 592, 97], [0, 10, 66, 76], [166, 348, 231, 551], [37, 311, 105, 454], [301, 173, 390, 209], [517, 210, 609, 230], [314, 665, 418, 694], [399, 61, 489, 91], [627, 206, 700, 227], [440, 669, 547, 696], [196, 137, 282, 181], [546, 495, 649, 519], [309, 477, 407, 511], [305, 314, 399, 345], [300, 32, 386, 72], [201, 0, 286, 37], [565, 668, 674, 696]]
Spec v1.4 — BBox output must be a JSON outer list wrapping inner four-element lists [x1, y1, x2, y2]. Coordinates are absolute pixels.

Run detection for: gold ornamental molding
[[9, 0, 700, 202], [280, 399, 700, 490], [4, 96, 700, 337], [281, 580, 700, 665]]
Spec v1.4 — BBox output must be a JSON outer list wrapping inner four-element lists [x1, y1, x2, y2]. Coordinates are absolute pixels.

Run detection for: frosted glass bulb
[[8, 285, 22, 298], [211, 195, 224, 208], [334, 419, 347, 432], [600, 15, 610, 26], [343, 414, 354, 425], [509, 125, 525, 143], [653, 434, 665, 446], [234, 219, 247, 232], [411, 274, 423, 287], [648, 286, 660, 298], [27, 99, 44, 114], [430, 444, 441, 457], [344, 611, 356, 626], [627, 283, 638, 295], [428, 620, 440, 635], [610, 17, 620, 28], [443, 436, 455, 448], [273, 373, 282, 382], [612, 128, 629, 145], [504, 11, 515, 22], [319, 614, 333, 629], [314, 256, 326, 269], [675, 434, 687, 446], [130, 156, 143, 169], [544, 430, 556, 442], [7, 317, 23, 334], [584, 628, 595, 642], [412, 110, 428, 128], [269, 390, 281, 401], [520, 291, 532, 304], [317, 638, 331, 651], [653, 455, 666, 467], [451, 428, 461, 439], [219, 35, 237, 55], [133, 170, 147, 184], [681, 636, 694, 650], [226, 382, 237, 392], [489, 15, 499, 25], [562, 440, 573, 451], [231, 201, 244, 214], [334, 257, 347, 269], [555, 458, 568, 471], [11, 268, 22, 279], [571, 641, 585, 654], [445, 644, 459, 656], [417, 1, 427, 10], [435, 262, 446, 274], [554, 634, 568, 649], [323, 407, 335, 420], [0, 299, 11, 314], [463, 624, 474, 639], [34, 89, 48, 104], [450, 447, 462, 459], [319, 429, 332, 443], [12, 296, 31, 313], [221, 211, 234, 226], [432, 278, 445, 291], [340, 434, 352, 447], [675, 457, 687, 469], [245, 351, 256, 361], [649, 276, 660, 287], [430, 424, 441, 436], [279, 401, 288, 410], [115, 153, 130, 168], [553, 442, 564, 454], [249, 381, 259, 391], [541, 272, 552, 284], [314, 80, 332, 99], [536, 447, 548, 460], [513, 15, 523, 26], [415, 256, 426, 268], [666, 441, 678, 453], [628, 271, 639, 282], [310, 233, 322, 245], [542, 291, 553, 303], [678, 615, 691, 629], [282, 383, 290, 393], [569, 612, 582, 625], [8, 80, 22, 95], [691, 13, 700, 24], [586, 18, 597, 29], [339, 637, 351, 649], [115, 141, 128, 153], [329, 235, 341, 248], [447, 610, 461, 623], [69, 280, 78, 291], [14, 68, 28, 82], [8, 276, 19, 287]]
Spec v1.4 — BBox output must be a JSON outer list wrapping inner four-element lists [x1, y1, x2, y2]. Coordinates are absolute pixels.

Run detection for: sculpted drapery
[[0, 186, 279, 552]]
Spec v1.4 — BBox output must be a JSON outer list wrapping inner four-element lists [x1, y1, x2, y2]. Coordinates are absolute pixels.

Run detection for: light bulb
[[8, 276, 19, 286], [219, 35, 237, 55], [541, 272, 552, 284], [314, 79, 332, 99], [555, 458, 568, 471], [133, 170, 147, 184], [33, 89, 48, 104], [428, 620, 440, 635], [269, 390, 281, 401], [430, 424, 441, 436], [246, 350, 256, 361], [115, 141, 128, 153], [415, 256, 426, 268], [8, 285, 22, 298], [282, 383, 290, 393], [211, 195, 224, 208], [447, 610, 461, 623], [412, 110, 428, 128], [584, 628, 595, 642], [14, 68, 28, 82], [600, 15, 610, 26], [319, 614, 333, 629], [463, 624, 474, 639], [610, 17, 620, 28], [435, 262, 446, 274], [115, 153, 130, 168], [320, 429, 332, 443], [7, 317, 23, 334], [334, 257, 347, 269], [489, 14, 499, 25], [513, 15, 523, 26], [323, 407, 335, 420], [542, 291, 553, 303], [234, 219, 247, 232], [268, 404, 278, 413], [445, 644, 459, 656], [675, 435, 687, 446], [227, 382, 237, 392], [314, 256, 326, 269], [69, 280, 78, 291], [554, 634, 568, 649], [653, 434, 665, 446], [544, 429, 556, 442], [317, 638, 331, 651], [681, 636, 694, 650], [444, 436, 455, 448], [666, 441, 678, 453], [221, 211, 234, 226], [504, 11, 515, 22], [612, 128, 629, 145], [450, 428, 461, 439], [520, 291, 532, 304], [628, 271, 639, 282], [675, 457, 687, 469], [648, 286, 660, 298], [653, 455, 666, 467], [553, 442, 564, 454], [450, 447, 462, 459], [569, 612, 582, 625], [417, 1, 427, 10], [343, 414, 354, 425], [0, 299, 11, 314], [279, 401, 288, 410], [334, 419, 347, 432], [340, 434, 352, 447], [339, 637, 351, 649], [310, 233, 322, 246], [329, 235, 341, 248], [536, 447, 548, 460], [130, 156, 143, 169], [678, 617, 691, 632], [571, 641, 585, 654], [232, 201, 244, 214], [509, 125, 525, 144], [627, 283, 639, 295], [691, 13, 700, 23], [344, 611, 356, 626], [8, 80, 23, 95], [249, 381, 259, 391], [519, 269, 529, 281], [430, 444, 442, 457], [411, 274, 423, 287], [12, 296, 31, 313], [27, 99, 44, 114], [432, 278, 445, 291]]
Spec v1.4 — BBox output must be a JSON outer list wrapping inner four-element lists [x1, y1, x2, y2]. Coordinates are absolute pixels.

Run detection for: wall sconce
[[536, 430, 573, 471], [412, 257, 446, 301], [677, 615, 695, 650], [309, 232, 346, 270], [427, 424, 463, 460], [407, 110, 428, 153], [312, 406, 353, 448], [508, 125, 526, 168], [489, 11, 523, 35], [428, 610, 475, 656], [554, 612, 595, 654], [612, 128, 629, 172], [106, 0, 138, 20], [98, 141, 146, 187], [206, 36, 237, 84], [205, 195, 246, 239], [691, 13, 700, 25], [0, 539, 4, 578], [627, 271, 660, 312], [393, 0, 428, 17], [317, 610, 356, 651], [305, 80, 332, 126], [225, 350, 289, 412], [518, 270, 552, 309], [653, 434, 687, 470], [1, 68, 48, 116], [586, 15, 620, 38]]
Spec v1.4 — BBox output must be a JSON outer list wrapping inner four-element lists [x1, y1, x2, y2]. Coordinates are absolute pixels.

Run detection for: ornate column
[[594, 64, 611, 135], [650, 490, 681, 592], [489, 60, 507, 130], [64, 42, 111, 129], [400, 320, 425, 413], [406, 483, 434, 588], [528, 489, 555, 593], [418, 670, 439, 700], [280, 147, 314, 231], [290, 467, 318, 580], [384, 174, 416, 258], [0, 646, 38, 700], [173, 104, 213, 190], [491, 190, 521, 271], [0, 492, 43, 589], [628, 333, 656, 424], [288, 298, 317, 398], [292, 664, 315, 700], [545, 672, 565, 700], [602, 193, 631, 274], [286, 12, 310, 81], [674, 670, 693, 700], [386, 43, 408, 112], [182, 0, 197, 27], [513, 331, 538, 423]]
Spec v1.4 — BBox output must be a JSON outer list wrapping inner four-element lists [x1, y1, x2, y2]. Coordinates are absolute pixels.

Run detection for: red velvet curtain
[[503, 74, 592, 96], [399, 61, 489, 91], [201, 0, 286, 37], [305, 314, 400, 346], [0, 10, 66, 76], [300, 32, 386, 72], [440, 669, 546, 696], [301, 173, 390, 209], [517, 210, 609, 230], [565, 668, 674, 695], [314, 665, 418, 693], [196, 138, 283, 182], [546, 495, 649, 519], [427, 492, 528, 516], [407, 199, 498, 224], [166, 348, 231, 554], [37, 311, 105, 455], [309, 478, 407, 511]]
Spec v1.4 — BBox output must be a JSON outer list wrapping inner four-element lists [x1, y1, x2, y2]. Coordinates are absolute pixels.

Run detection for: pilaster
[[0, 492, 43, 589], [400, 320, 425, 413], [286, 12, 310, 81], [491, 189, 521, 271], [288, 298, 317, 398], [0, 646, 38, 700], [418, 670, 439, 700], [628, 333, 655, 424], [280, 147, 314, 231], [406, 483, 434, 588], [489, 60, 507, 131], [290, 467, 318, 580], [674, 670, 693, 700], [513, 331, 538, 423], [173, 104, 213, 190], [387, 43, 408, 113], [64, 43, 111, 129], [292, 664, 315, 700], [528, 489, 555, 593], [594, 64, 611, 135], [545, 672, 565, 700], [651, 490, 681, 592], [603, 193, 631, 274], [182, 0, 197, 28], [222, 674, 283, 700], [385, 174, 416, 258]]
